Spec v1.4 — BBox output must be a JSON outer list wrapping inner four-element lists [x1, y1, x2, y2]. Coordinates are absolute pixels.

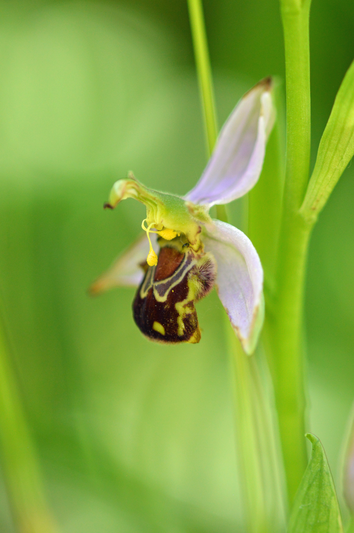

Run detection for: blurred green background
[[0, 0, 353, 531]]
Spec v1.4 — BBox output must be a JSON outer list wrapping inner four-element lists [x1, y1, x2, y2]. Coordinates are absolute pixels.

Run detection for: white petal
[[202, 220, 264, 354], [186, 78, 275, 207], [89, 233, 157, 294]]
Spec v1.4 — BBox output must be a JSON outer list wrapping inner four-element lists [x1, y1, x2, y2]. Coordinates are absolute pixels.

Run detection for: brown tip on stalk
[[87, 285, 96, 297], [257, 76, 273, 91], [243, 76, 273, 99], [87, 280, 104, 296], [104, 203, 113, 209]]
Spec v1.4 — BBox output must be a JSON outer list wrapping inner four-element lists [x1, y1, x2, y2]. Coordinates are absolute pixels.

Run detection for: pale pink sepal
[[89, 233, 157, 294], [202, 220, 264, 354], [186, 78, 275, 208]]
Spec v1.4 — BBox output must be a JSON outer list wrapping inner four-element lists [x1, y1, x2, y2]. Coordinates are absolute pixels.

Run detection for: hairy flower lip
[[91, 77, 275, 353]]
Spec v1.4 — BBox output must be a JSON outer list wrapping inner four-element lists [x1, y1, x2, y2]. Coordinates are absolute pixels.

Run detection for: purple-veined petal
[[186, 78, 275, 207], [90, 233, 157, 294], [202, 219, 264, 354]]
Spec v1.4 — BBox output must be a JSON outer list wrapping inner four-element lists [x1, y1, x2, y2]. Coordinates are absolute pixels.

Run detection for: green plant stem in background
[[229, 330, 286, 533], [187, 2, 285, 531], [187, 0, 218, 155], [248, 82, 285, 295], [0, 305, 58, 533], [347, 518, 354, 533], [228, 332, 269, 533], [187, 0, 227, 224]]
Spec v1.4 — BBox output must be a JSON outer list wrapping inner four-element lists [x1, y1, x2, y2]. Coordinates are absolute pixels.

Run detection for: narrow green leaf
[[343, 406, 354, 515], [0, 310, 58, 533], [228, 328, 286, 533], [187, 0, 218, 157], [287, 434, 343, 533], [301, 60, 354, 223]]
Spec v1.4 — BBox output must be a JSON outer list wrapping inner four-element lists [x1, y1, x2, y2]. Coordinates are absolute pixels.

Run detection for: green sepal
[[301, 60, 354, 223], [105, 172, 210, 248], [287, 434, 343, 533]]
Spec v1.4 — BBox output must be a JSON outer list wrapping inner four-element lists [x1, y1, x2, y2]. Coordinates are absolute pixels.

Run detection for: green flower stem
[[267, 213, 313, 504], [280, 0, 312, 211], [265, 0, 313, 505], [187, 0, 218, 156], [0, 307, 58, 533]]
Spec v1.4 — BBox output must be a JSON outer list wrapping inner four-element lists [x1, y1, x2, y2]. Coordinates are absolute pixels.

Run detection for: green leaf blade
[[287, 434, 343, 533], [301, 60, 354, 223]]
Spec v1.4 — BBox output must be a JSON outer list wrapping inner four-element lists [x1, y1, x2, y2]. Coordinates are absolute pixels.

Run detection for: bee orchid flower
[[91, 78, 275, 354]]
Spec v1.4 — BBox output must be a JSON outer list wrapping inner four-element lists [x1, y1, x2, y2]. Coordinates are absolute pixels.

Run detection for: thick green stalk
[[280, 0, 312, 211], [267, 213, 313, 504], [265, 0, 313, 505], [0, 307, 58, 533]]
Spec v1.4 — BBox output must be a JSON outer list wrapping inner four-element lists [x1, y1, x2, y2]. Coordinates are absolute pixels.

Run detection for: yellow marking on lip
[[187, 327, 201, 344], [175, 271, 202, 337], [175, 300, 194, 336], [153, 321, 165, 336]]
